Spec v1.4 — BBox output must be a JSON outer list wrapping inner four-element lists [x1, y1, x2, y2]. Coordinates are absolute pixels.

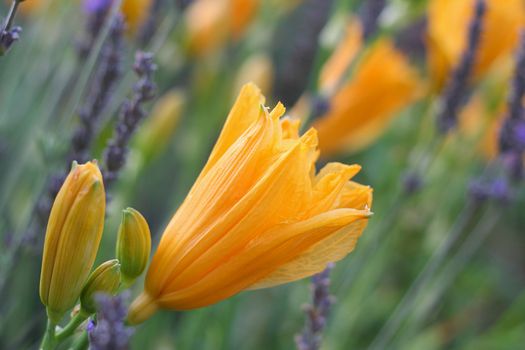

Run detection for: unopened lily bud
[[116, 208, 151, 286], [135, 90, 185, 162], [39, 161, 106, 323], [80, 260, 122, 315], [234, 54, 273, 97]]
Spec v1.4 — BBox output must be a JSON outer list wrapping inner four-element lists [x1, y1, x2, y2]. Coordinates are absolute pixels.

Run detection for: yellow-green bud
[[116, 208, 151, 286], [234, 54, 273, 97], [135, 90, 185, 162], [80, 260, 121, 315], [39, 161, 106, 323]]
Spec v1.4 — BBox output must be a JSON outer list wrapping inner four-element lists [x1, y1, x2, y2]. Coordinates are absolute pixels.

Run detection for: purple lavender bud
[[83, 0, 114, 14], [88, 293, 134, 350], [138, 0, 164, 46], [295, 264, 335, 350], [0, 26, 21, 56], [499, 32, 525, 151], [489, 178, 510, 203], [36, 12, 124, 225], [502, 151, 523, 180], [499, 118, 525, 154], [68, 13, 125, 165], [469, 177, 511, 203], [506, 32, 525, 123], [359, 0, 386, 40], [514, 120, 525, 148], [87, 319, 96, 332], [395, 17, 427, 61], [273, 0, 334, 107], [497, 31, 525, 180], [311, 95, 331, 120], [403, 172, 423, 195], [77, 0, 114, 60], [103, 51, 157, 186], [437, 0, 486, 133], [468, 179, 490, 202]]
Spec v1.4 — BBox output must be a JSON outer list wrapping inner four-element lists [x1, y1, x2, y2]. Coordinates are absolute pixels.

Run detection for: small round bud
[[80, 260, 121, 315]]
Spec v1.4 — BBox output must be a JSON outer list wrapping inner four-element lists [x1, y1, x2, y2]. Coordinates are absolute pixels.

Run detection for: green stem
[[368, 201, 483, 350], [56, 312, 89, 342], [40, 319, 57, 350], [2, 0, 21, 33], [70, 331, 89, 350]]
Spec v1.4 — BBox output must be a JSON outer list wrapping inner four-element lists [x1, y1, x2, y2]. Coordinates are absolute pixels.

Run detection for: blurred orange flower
[[121, 0, 152, 32], [314, 39, 421, 156], [18, 0, 45, 15], [427, 0, 525, 90], [17, 0, 151, 32], [184, 0, 260, 57], [319, 19, 363, 94], [127, 83, 372, 323]]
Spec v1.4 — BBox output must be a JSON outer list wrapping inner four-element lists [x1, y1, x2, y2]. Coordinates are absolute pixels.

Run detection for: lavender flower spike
[[498, 32, 525, 179], [273, 0, 334, 107], [437, 0, 486, 133], [88, 293, 134, 350], [69, 14, 125, 167], [78, 0, 114, 60], [42, 13, 124, 210], [103, 51, 157, 186], [1, 0, 24, 56], [469, 32, 525, 200], [506, 32, 525, 123], [359, 0, 386, 40], [0, 26, 21, 56], [138, 0, 164, 46], [295, 264, 336, 350]]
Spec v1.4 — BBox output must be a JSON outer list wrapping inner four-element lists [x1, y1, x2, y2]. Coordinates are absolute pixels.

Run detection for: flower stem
[[2, 0, 21, 33], [71, 331, 89, 350], [368, 200, 482, 350], [40, 318, 57, 350], [56, 312, 88, 342]]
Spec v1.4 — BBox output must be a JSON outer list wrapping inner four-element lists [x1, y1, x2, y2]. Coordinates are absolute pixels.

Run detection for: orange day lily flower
[[427, 0, 525, 90], [127, 83, 373, 324], [314, 38, 421, 157]]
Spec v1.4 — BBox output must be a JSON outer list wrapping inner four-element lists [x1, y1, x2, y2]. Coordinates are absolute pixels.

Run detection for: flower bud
[[80, 260, 121, 315], [116, 208, 151, 286], [39, 161, 106, 323], [135, 90, 185, 162], [234, 54, 273, 96]]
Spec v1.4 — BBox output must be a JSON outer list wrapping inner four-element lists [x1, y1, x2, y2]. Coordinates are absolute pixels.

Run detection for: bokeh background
[[1, 0, 525, 349]]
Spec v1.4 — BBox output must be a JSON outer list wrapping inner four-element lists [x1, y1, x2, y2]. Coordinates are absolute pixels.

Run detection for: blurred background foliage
[[1, 0, 525, 349]]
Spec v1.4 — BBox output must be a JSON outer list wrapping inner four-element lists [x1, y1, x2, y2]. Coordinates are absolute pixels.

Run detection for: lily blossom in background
[[427, 0, 525, 90], [314, 38, 421, 156]]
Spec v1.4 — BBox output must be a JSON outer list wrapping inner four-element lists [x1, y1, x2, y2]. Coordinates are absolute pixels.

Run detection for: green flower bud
[[116, 208, 151, 286], [80, 260, 121, 315]]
